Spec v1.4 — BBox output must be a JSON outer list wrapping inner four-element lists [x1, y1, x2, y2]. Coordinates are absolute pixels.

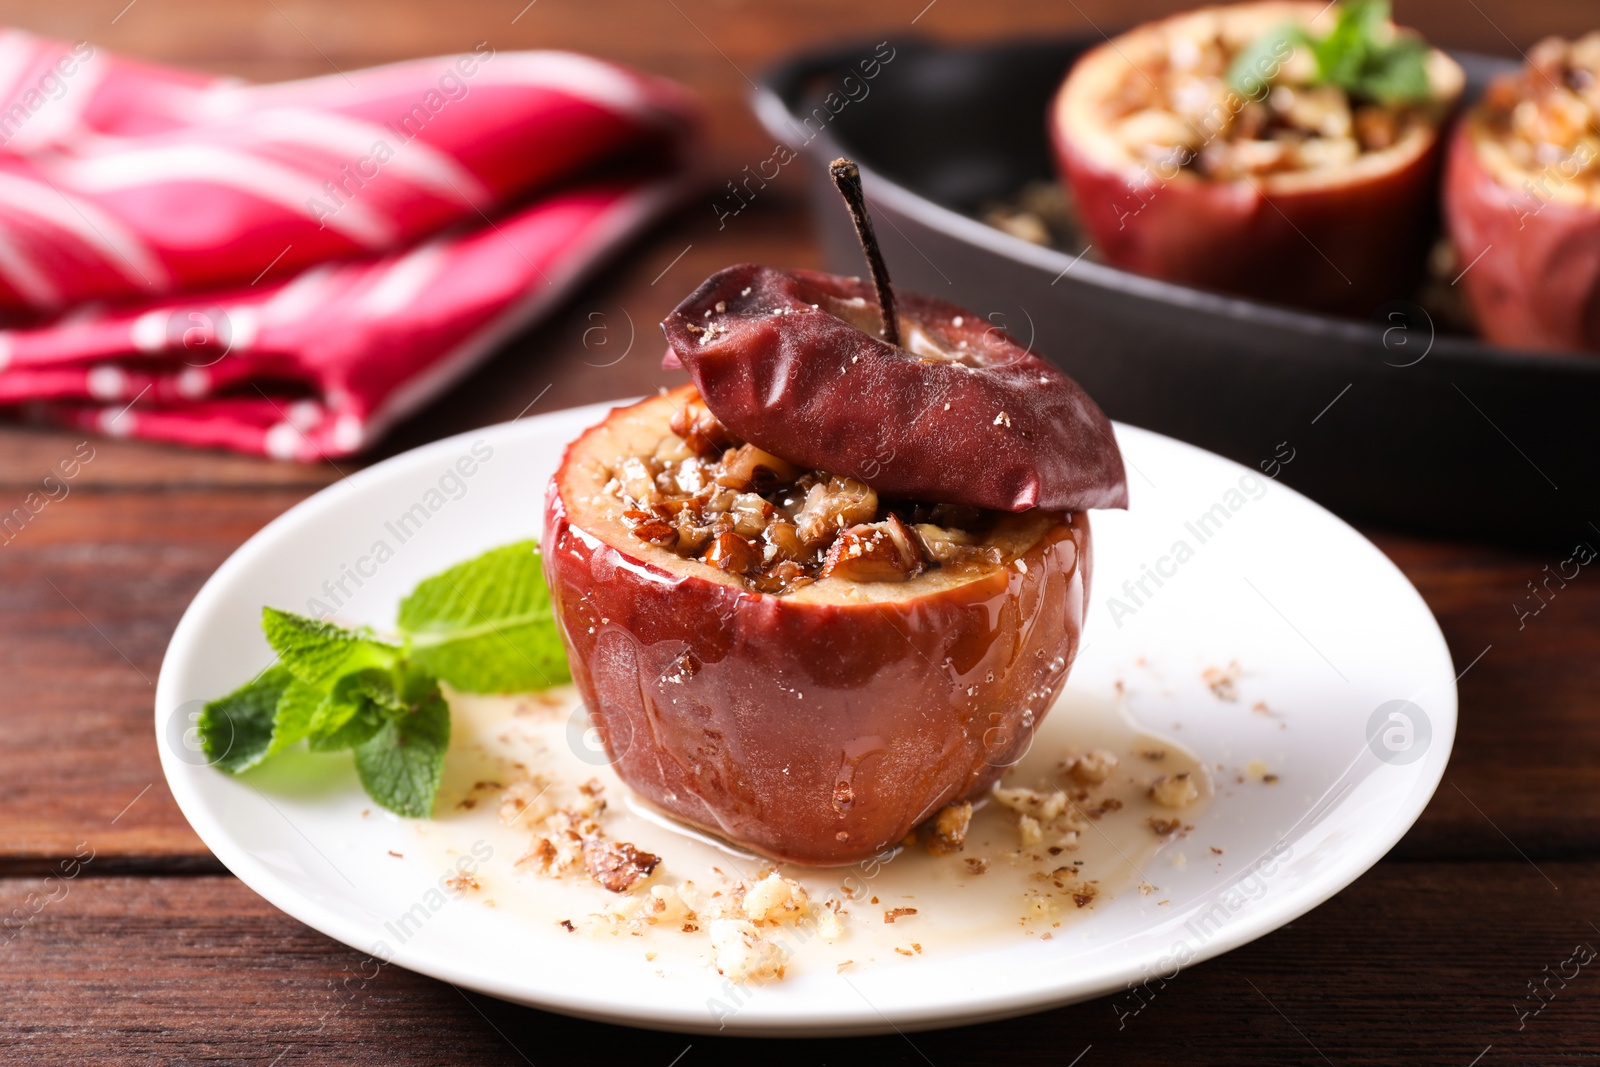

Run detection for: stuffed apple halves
[[542, 162, 1126, 866], [1052, 0, 1463, 313]]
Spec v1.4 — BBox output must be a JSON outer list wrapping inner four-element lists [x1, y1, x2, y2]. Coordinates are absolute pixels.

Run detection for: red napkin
[[0, 32, 701, 458]]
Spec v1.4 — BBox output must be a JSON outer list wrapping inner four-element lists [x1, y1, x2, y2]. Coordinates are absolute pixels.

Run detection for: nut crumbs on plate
[[1202, 660, 1242, 701], [924, 801, 973, 855]]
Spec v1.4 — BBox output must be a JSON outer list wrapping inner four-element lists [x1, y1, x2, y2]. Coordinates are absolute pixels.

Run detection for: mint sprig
[[1226, 0, 1433, 106], [199, 540, 565, 817]]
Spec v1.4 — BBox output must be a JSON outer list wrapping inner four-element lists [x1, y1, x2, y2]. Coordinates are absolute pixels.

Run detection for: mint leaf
[[308, 701, 384, 752], [397, 541, 569, 693], [1313, 0, 1376, 88], [1313, 0, 1432, 105], [1226, 24, 1306, 99], [200, 665, 293, 773], [307, 664, 429, 752], [1356, 35, 1431, 104], [262, 607, 399, 689], [1349, 0, 1390, 39], [305, 677, 383, 752], [1229, 0, 1433, 107], [305, 670, 380, 737], [353, 679, 451, 817], [270, 678, 325, 756]]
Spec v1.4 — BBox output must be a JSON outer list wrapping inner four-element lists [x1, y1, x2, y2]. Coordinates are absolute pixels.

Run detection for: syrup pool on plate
[[392, 683, 1210, 980]]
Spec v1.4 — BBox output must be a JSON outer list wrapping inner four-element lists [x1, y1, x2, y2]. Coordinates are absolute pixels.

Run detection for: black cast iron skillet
[[753, 36, 1594, 547]]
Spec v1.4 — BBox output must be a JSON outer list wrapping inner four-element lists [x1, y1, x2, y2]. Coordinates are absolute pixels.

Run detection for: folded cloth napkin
[[0, 31, 701, 458]]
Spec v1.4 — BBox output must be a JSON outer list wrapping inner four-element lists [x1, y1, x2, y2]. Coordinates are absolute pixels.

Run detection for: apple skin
[[661, 265, 1127, 514], [1049, 2, 1461, 315], [1443, 117, 1600, 352], [1053, 128, 1444, 313], [542, 389, 1093, 867]]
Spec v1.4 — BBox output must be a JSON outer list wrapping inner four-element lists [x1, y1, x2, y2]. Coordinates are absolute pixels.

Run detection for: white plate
[[155, 402, 1456, 1037]]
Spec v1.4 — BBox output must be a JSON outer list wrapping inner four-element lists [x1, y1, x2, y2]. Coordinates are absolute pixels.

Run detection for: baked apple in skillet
[[543, 160, 1127, 865], [1052, 0, 1463, 314]]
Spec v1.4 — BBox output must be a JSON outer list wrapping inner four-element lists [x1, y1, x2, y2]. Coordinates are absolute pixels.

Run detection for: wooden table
[[5, 0, 1598, 1062]]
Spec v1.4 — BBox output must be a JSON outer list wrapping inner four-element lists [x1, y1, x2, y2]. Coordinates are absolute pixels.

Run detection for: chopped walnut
[[1147, 816, 1183, 836], [884, 907, 918, 923], [1081, 797, 1124, 819], [702, 530, 761, 575], [670, 396, 733, 457], [912, 523, 993, 567], [1149, 772, 1200, 809], [996, 781, 1087, 853], [639, 884, 695, 927], [924, 802, 973, 856], [819, 513, 926, 583], [583, 840, 661, 893], [709, 919, 787, 981], [815, 902, 845, 942], [1063, 749, 1119, 785], [715, 443, 801, 492], [743, 873, 809, 925], [520, 809, 590, 877], [794, 476, 879, 547], [992, 786, 1071, 821], [1065, 881, 1098, 909]]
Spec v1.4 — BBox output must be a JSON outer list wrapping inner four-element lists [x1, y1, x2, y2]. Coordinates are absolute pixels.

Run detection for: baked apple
[[1051, 0, 1463, 314], [541, 160, 1126, 865], [1443, 34, 1600, 352]]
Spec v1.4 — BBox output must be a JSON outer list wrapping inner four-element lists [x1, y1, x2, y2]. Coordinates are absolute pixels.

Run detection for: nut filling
[[1103, 15, 1437, 179], [604, 391, 1012, 595], [1478, 33, 1600, 181]]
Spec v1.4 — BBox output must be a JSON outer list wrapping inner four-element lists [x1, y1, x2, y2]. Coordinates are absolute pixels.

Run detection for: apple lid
[[662, 264, 1128, 513]]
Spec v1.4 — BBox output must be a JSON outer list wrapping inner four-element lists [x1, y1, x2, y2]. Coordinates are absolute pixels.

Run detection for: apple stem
[[828, 158, 901, 348]]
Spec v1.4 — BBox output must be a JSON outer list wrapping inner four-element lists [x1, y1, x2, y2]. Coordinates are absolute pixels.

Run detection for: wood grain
[[2, 863, 1594, 1064]]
